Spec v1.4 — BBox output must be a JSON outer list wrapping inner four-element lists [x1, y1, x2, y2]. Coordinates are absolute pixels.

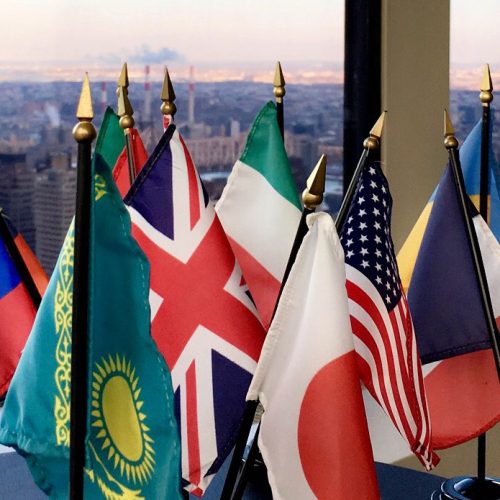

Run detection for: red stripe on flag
[[14, 235, 48, 296], [349, 315, 397, 425], [426, 350, 500, 449], [186, 361, 201, 487], [347, 281, 412, 437], [0, 282, 36, 395], [226, 236, 280, 330], [179, 135, 201, 230]]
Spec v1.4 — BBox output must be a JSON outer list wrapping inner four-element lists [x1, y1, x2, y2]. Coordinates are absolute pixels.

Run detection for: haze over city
[[0, 0, 499, 88]]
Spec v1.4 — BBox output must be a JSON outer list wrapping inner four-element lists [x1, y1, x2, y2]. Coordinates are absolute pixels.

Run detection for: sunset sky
[[0, 0, 498, 86]]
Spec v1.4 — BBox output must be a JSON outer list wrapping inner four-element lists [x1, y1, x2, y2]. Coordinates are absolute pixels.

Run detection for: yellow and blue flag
[[397, 117, 500, 449], [0, 109, 182, 498]]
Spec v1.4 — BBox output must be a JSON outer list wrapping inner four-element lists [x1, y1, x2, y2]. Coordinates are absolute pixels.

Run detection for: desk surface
[[0, 451, 445, 499]]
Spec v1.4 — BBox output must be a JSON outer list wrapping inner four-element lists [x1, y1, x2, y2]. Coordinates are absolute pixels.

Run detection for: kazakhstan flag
[[0, 109, 182, 499]]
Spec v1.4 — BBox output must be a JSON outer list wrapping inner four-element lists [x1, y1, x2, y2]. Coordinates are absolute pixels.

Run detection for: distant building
[[0, 152, 36, 250], [34, 152, 75, 273], [185, 135, 245, 171]]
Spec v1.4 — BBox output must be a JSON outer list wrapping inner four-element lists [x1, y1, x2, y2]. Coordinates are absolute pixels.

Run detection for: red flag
[[0, 227, 37, 396], [112, 128, 148, 197]]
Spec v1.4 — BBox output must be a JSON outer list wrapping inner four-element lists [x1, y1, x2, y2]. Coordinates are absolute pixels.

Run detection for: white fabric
[[247, 213, 360, 499], [216, 160, 301, 280]]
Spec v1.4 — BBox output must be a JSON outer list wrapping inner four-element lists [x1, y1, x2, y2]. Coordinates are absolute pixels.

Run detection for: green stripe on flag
[[240, 102, 301, 209]]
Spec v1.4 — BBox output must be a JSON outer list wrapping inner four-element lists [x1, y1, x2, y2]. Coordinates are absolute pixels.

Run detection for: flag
[[0, 109, 182, 499], [407, 162, 500, 448], [339, 162, 439, 469], [216, 102, 302, 329], [399, 115, 500, 291], [409, 164, 495, 361], [4, 216, 48, 296], [125, 123, 266, 494], [112, 128, 149, 197], [247, 212, 379, 499], [0, 225, 37, 397]]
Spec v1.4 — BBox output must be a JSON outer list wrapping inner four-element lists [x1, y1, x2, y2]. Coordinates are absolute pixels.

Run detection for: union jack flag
[[125, 124, 266, 494], [339, 162, 439, 470]]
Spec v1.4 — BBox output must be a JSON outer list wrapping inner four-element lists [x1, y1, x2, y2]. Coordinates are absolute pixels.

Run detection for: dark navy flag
[[409, 163, 495, 362]]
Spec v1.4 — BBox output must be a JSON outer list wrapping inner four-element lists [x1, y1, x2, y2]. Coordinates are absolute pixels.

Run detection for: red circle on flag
[[297, 351, 379, 499]]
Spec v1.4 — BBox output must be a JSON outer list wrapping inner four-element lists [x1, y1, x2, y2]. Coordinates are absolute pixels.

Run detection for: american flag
[[125, 124, 266, 494], [339, 162, 439, 470]]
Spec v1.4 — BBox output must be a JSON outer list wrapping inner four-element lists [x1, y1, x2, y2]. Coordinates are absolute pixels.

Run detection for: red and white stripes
[[346, 265, 438, 470]]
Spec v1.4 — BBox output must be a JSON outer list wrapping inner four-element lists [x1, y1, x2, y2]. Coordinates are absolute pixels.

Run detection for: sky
[[0, 0, 498, 85], [0, 0, 343, 81]]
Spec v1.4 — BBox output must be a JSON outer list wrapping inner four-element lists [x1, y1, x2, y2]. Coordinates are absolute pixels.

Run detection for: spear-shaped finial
[[73, 74, 96, 143], [444, 109, 459, 149], [273, 61, 286, 103], [161, 67, 177, 117], [118, 88, 135, 130], [363, 111, 386, 150], [117, 62, 129, 93], [480, 64, 493, 107], [302, 154, 327, 209]]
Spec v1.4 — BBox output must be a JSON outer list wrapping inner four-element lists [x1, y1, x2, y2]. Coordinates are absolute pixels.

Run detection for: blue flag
[[409, 163, 493, 362]]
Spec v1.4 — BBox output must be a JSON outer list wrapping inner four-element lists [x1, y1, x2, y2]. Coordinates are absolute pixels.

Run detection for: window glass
[[0, 1, 343, 272]]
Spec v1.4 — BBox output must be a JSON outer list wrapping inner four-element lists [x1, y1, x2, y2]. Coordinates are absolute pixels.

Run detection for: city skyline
[[1, 1, 499, 88]]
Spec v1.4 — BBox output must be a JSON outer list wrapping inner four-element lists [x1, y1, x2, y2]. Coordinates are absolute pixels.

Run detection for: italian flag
[[216, 102, 301, 329]]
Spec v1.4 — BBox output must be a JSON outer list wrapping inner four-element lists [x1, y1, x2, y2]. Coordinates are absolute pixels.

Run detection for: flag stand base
[[431, 476, 500, 499]]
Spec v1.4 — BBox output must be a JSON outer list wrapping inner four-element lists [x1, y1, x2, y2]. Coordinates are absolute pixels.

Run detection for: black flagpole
[[0, 210, 41, 309], [478, 64, 494, 488], [432, 111, 500, 500], [444, 111, 500, 379], [220, 63, 288, 500], [336, 111, 385, 232], [221, 156, 327, 500], [69, 74, 96, 500], [273, 61, 285, 141]]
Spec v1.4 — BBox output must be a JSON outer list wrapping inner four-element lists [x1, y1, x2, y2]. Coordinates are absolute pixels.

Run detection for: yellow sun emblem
[[90, 354, 155, 486]]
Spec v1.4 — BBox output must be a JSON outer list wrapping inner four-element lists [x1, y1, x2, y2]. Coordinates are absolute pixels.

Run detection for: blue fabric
[[0, 234, 21, 299], [409, 164, 491, 363], [125, 126, 175, 239]]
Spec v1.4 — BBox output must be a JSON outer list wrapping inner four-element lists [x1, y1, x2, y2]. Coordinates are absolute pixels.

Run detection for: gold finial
[[273, 61, 286, 103], [444, 109, 459, 149], [161, 67, 177, 116], [118, 87, 135, 130], [117, 62, 129, 97], [479, 64, 493, 106], [73, 74, 96, 143], [302, 154, 327, 209], [363, 111, 386, 150]]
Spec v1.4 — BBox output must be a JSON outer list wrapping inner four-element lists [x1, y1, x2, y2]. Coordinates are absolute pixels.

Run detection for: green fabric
[[0, 108, 181, 499], [240, 101, 301, 209]]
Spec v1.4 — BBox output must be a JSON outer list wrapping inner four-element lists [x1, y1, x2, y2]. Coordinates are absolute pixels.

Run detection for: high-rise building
[[34, 152, 75, 273], [0, 152, 36, 250]]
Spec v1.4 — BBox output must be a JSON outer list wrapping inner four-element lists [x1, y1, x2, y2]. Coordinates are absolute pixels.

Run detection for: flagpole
[[477, 63, 494, 488], [220, 156, 327, 500], [117, 63, 136, 185], [69, 74, 96, 500], [0, 210, 41, 308], [335, 111, 386, 232], [273, 61, 285, 140], [479, 64, 493, 221]]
